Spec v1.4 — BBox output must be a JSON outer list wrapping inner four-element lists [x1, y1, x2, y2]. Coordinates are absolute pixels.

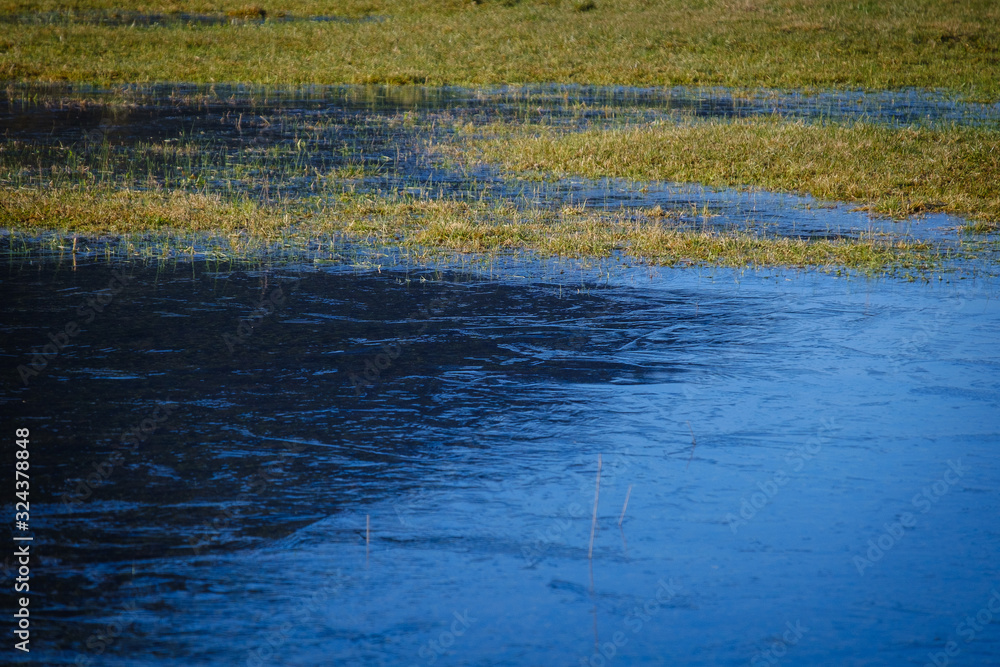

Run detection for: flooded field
[[2, 84, 999, 665], [3, 84, 998, 250]]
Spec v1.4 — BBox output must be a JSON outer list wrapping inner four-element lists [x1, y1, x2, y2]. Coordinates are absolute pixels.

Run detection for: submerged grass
[[2, 1, 999, 98], [469, 118, 1000, 226], [0, 185, 946, 272]]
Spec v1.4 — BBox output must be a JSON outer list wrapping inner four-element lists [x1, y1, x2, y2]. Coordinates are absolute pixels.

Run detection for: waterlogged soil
[[2, 250, 999, 665], [2, 85, 997, 245]]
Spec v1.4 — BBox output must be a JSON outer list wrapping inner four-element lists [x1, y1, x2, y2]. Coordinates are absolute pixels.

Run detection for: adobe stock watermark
[[394, 455, 497, 527], [393, 412, 520, 526], [73, 601, 141, 666], [750, 620, 809, 666], [394, 487, 434, 527], [245, 572, 347, 667], [17, 268, 133, 385], [188, 434, 306, 555], [83, 118, 114, 145], [522, 450, 633, 567], [61, 401, 175, 507], [521, 500, 588, 567], [886, 292, 968, 377], [417, 609, 476, 664], [72, 560, 164, 667], [853, 459, 965, 575], [725, 418, 836, 535], [578, 578, 682, 667], [349, 291, 462, 396], [222, 276, 299, 354], [922, 586, 1000, 667]]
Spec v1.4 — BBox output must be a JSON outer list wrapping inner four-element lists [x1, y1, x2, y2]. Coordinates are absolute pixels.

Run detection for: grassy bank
[[0, 185, 945, 271], [2, 1, 999, 98], [469, 119, 1000, 227]]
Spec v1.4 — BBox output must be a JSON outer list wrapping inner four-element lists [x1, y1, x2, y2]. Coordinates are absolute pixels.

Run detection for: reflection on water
[[2, 252, 999, 665]]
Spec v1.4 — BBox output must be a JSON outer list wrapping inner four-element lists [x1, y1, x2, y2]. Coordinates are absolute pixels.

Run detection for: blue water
[[2, 252, 998, 666]]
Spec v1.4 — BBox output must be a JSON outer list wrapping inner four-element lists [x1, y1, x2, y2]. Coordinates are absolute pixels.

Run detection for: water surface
[[2, 250, 998, 665]]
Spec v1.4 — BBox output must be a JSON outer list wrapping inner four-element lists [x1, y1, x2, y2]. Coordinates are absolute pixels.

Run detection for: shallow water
[[0, 11, 382, 27], [2, 250, 998, 666], [1, 84, 993, 246]]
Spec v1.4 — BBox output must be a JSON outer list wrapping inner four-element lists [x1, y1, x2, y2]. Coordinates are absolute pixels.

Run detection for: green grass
[[2, 1, 999, 98], [0, 185, 948, 271], [467, 118, 1000, 227]]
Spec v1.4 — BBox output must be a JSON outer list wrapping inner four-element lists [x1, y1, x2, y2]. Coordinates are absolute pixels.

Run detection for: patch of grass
[[0, 185, 287, 236], [325, 162, 384, 180], [469, 118, 1000, 224], [225, 6, 267, 20], [1, 1, 999, 98], [963, 220, 999, 234], [0, 185, 946, 272]]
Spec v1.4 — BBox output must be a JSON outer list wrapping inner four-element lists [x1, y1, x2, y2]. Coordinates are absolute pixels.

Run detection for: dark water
[[0, 12, 382, 27], [2, 251, 999, 665], [7, 83, 999, 127]]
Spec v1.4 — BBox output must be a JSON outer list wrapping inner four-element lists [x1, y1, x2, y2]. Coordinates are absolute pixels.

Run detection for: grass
[[0, 185, 947, 272], [225, 5, 268, 20], [0, 186, 281, 236], [1, 1, 999, 98], [468, 118, 1000, 227]]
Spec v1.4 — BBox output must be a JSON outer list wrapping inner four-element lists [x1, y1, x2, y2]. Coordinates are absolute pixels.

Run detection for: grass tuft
[[226, 6, 268, 20]]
